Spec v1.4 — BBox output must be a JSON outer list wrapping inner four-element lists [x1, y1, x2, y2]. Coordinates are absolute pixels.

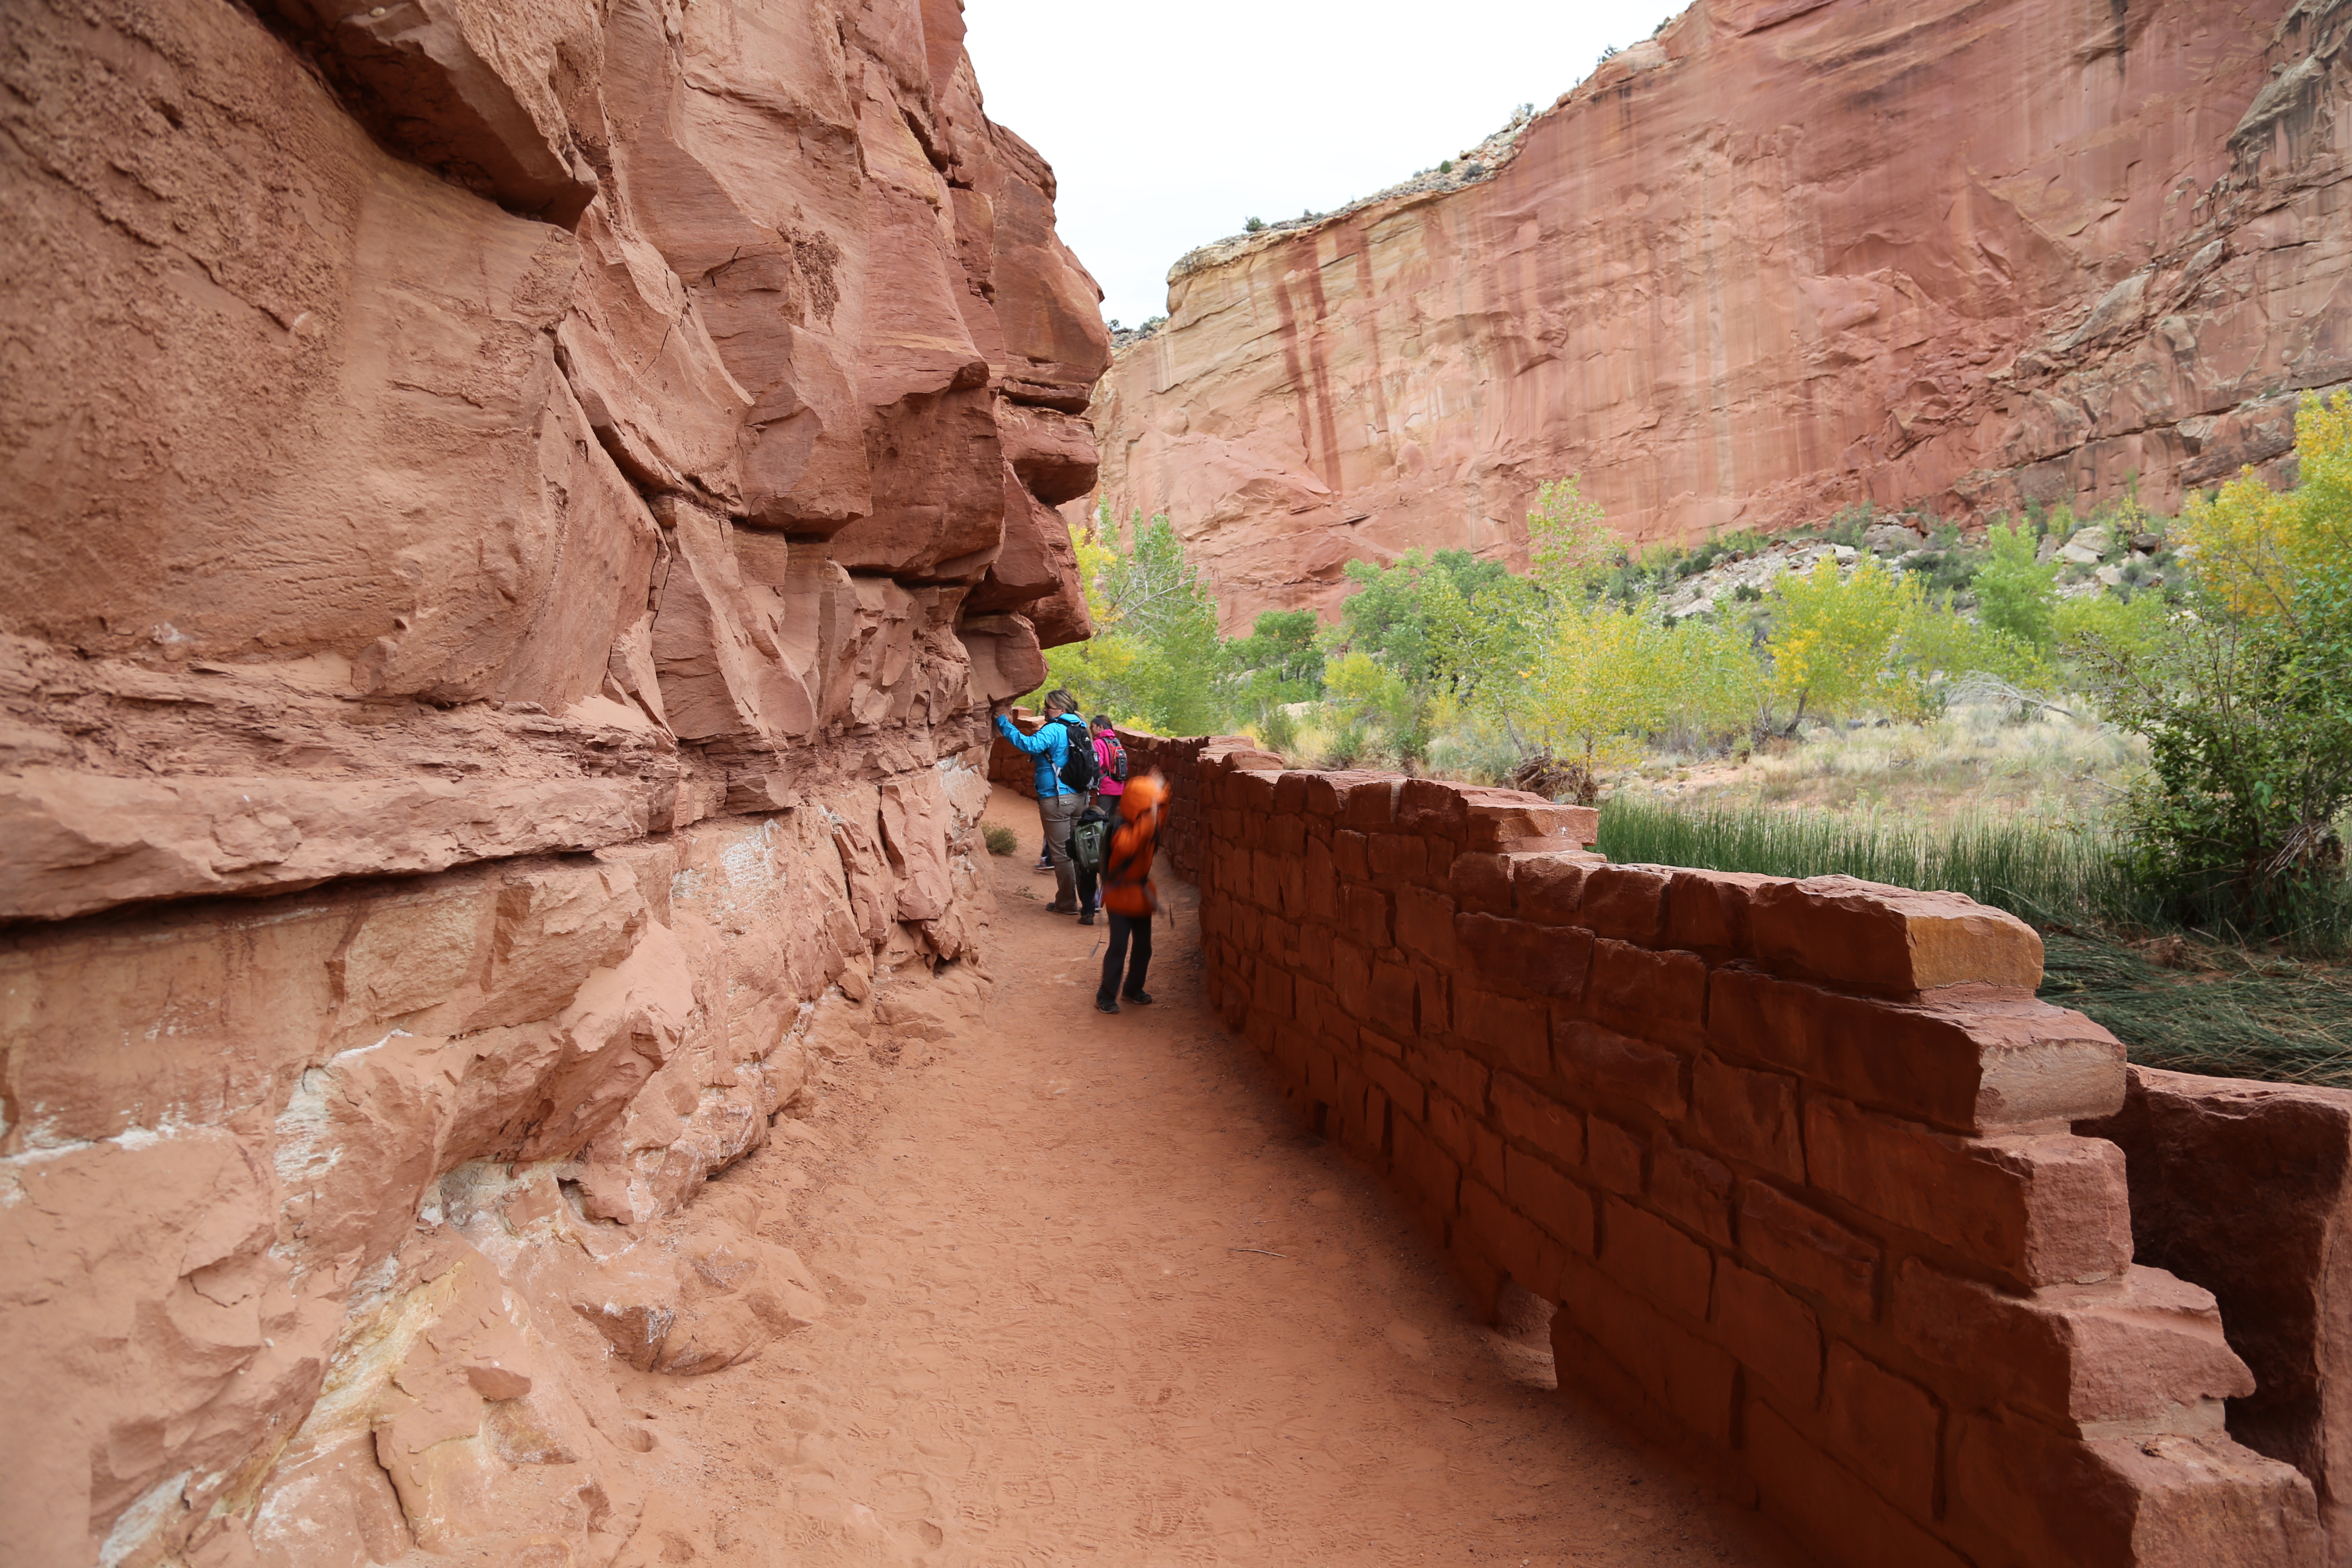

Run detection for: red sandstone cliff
[[1085, 0, 2352, 629], [0, 2, 1103, 1562]]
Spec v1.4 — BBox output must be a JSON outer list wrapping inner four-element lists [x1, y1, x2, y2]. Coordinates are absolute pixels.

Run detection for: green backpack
[[1069, 806, 1111, 873]]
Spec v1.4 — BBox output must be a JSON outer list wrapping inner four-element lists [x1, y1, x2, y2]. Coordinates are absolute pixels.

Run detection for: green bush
[[982, 823, 1019, 857], [2076, 394, 2352, 941]]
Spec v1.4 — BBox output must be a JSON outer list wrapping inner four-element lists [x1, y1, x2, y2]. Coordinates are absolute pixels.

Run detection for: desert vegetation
[[1041, 393, 2352, 1081]]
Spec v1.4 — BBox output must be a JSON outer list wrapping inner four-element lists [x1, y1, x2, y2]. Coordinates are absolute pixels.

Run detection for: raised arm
[[995, 711, 1057, 755]]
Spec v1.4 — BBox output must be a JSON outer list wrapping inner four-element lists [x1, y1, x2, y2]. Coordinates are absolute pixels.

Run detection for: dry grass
[[1617, 703, 2146, 829]]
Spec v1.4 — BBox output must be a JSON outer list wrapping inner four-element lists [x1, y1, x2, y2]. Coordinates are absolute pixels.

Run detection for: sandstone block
[[1556, 1253, 1738, 1448], [1453, 913, 1594, 998], [1369, 960, 1419, 1031], [1891, 1259, 2254, 1435], [1749, 875, 2043, 993], [1462, 793, 1599, 853], [1252, 965, 1295, 1020], [1586, 1115, 1649, 1197], [1823, 1342, 1943, 1518], [1555, 1020, 1687, 1119], [1363, 1049, 1427, 1123], [1338, 777, 1401, 830], [1455, 987, 1550, 1078], [1449, 851, 1515, 914], [1745, 1401, 1972, 1568], [1302, 836, 1338, 920], [1395, 886, 1459, 964], [1740, 1182, 1881, 1320], [1713, 1261, 1824, 1407], [1653, 1142, 1735, 1246], [1462, 1178, 1570, 1298], [1413, 960, 1453, 1033], [1691, 1056, 1806, 1182], [1665, 869, 1773, 956], [1300, 770, 1389, 817], [1513, 852, 1590, 925], [1804, 1100, 2131, 1289], [1333, 829, 1371, 882], [1391, 1114, 1462, 1217], [1578, 864, 1672, 943], [1491, 1072, 1581, 1167], [1951, 1410, 2324, 1568], [1341, 883, 1393, 949], [1424, 1086, 1483, 1167], [1709, 969, 2127, 1133], [2081, 1065, 2352, 1536], [1586, 939, 1707, 1035], [1603, 1197, 1714, 1321], [1505, 1145, 1595, 1252], [1397, 778, 1470, 839], [1367, 832, 1426, 882]]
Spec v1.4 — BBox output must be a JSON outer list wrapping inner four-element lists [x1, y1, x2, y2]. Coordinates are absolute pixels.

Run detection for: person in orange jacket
[[1095, 772, 1167, 1014]]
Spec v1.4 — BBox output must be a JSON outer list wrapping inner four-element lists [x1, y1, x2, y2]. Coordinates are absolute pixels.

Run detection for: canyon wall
[[0, 1, 1104, 1563], [1085, 0, 2352, 629]]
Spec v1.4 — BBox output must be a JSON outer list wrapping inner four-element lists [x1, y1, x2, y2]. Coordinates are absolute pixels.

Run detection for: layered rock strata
[[1084, 0, 2352, 628], [0, 1, 1104, 1562]]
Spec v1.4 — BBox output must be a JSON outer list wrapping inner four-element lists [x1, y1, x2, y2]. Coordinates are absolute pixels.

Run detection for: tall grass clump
[[1596, 797, 2147, 930]]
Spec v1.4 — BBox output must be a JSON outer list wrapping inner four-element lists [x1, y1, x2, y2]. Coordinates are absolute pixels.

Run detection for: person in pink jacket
[[1090, 715, 1127, 804]]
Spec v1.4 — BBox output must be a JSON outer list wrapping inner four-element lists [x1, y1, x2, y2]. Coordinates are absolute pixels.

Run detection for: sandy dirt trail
[[621, 787, 1803, 1567]]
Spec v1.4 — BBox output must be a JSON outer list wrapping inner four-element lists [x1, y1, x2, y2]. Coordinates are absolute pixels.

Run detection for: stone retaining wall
[[2086, 1069, 2352, 1563], [1140, 737, 2326, 1568]]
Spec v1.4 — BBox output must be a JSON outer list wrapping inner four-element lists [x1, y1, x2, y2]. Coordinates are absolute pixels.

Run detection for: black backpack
[[1053, 714, 1097, 794], [1098, 733, 1128, 787]]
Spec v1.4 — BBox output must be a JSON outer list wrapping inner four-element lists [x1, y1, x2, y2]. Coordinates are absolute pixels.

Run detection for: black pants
[[1099, 912, 1152, 1001], [1074, 857, 1099, 913]]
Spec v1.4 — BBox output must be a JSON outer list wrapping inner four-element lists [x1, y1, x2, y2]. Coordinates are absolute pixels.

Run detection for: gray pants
[[1038, 790, 1083, 906]]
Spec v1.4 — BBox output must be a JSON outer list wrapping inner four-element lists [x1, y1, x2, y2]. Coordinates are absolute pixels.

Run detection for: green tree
[[2077, 393, 2352, 930], [1225, 608, 1325, 727], [1044, 511, 1223, 735], [1974, 518, 2061, 648]]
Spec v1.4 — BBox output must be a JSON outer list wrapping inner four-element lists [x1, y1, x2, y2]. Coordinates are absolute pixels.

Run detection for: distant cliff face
[[1084, 0, 2352, 629]]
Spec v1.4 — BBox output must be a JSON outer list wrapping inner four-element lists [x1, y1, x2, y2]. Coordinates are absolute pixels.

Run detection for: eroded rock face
[[0, 1, 1099, 1562], [1084, 0, 2352, 628]]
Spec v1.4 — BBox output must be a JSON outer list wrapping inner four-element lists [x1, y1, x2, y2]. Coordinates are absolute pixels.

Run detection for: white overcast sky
[[962, 0, 1690, 328]]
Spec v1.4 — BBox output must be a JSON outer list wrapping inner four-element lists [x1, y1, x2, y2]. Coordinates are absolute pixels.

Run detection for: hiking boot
[[1078, 910, 1096, 926], [1121, 989, 1154, 1006], [1095, 997, 1120, 1014], [1045, 899, 1078, 914]]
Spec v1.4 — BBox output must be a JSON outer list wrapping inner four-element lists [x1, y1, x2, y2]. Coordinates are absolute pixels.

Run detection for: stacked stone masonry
[[1140, 741, 2331, 1568]]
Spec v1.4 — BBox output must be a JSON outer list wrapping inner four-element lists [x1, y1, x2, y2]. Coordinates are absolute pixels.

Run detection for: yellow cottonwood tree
[[1767, 554, 1925, 722], [2180, 390, 2352, 626]]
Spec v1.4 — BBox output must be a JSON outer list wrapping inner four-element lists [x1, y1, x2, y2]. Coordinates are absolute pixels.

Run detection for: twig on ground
[[1227, 1247, 1290, 1259]]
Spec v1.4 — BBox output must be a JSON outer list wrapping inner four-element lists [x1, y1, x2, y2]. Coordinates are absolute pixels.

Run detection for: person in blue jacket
[[995, 688, 1089, 913]]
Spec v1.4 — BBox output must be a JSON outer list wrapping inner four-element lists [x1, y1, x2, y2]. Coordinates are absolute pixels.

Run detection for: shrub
[[982, 824, 1019, 857], [1244, 216, 1264, 233], [2076, 393, 2352, 938]]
